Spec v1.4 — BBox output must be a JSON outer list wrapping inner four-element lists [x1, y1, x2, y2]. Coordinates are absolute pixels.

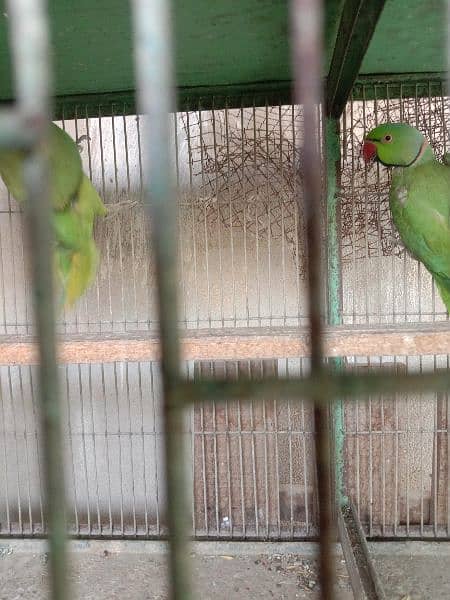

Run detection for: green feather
[[434, 274, 450, 312]]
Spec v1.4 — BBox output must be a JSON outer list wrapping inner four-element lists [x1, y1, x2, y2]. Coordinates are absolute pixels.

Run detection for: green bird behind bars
[[0, 122, 107, 308], [363, 122, 450, 312]]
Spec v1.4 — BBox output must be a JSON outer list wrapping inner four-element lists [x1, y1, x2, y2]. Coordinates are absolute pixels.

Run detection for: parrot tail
[[57, 240, 99, 308], [433, 274, 450, 313]]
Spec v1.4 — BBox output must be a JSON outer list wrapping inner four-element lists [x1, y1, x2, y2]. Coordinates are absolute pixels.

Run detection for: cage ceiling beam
[[2, 323, 450, 365], [325, 0, 387, 118]]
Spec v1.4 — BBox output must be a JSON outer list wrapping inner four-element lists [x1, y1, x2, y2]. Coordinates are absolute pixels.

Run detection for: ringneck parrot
[[0, 122, 107, 308], [363, 122, 450, 312]]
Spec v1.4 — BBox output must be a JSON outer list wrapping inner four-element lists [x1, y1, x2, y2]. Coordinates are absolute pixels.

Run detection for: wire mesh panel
[[192, 359, 318, 539], [0, 361, 167, 536], [0, 358, 320, 539], [339, 80, 450, 537], [344, 356, 449, 538], [0, 104, 310, 335], [0, 84, 449, 540]]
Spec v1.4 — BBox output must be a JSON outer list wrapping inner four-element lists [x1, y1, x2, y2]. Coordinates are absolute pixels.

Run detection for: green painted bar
[[181, 369, 450, 405], [326, 0, 388, 117], [325, 118, 347, 507]]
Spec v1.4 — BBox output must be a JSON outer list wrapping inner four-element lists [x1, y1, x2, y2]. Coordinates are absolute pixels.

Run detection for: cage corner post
[[324, 115, 347, 509]]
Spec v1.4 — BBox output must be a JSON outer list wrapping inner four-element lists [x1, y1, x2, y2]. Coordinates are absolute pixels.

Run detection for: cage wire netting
[[0, 80, 448, 539]]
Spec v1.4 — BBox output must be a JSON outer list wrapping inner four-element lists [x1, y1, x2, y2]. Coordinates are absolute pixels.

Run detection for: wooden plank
[[2, 323, 450, 365]]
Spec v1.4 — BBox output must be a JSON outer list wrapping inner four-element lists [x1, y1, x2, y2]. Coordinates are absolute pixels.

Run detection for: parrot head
[[362, 123, 428, 167]]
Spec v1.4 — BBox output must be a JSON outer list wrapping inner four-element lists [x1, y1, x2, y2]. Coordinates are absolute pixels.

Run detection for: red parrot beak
[[362, 140, 377, 162]]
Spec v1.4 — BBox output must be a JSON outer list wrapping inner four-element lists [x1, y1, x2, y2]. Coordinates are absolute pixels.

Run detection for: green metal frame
[[325, 117, 347, 507], [1, 73, 445, 122], [325, 0, 388, 117]]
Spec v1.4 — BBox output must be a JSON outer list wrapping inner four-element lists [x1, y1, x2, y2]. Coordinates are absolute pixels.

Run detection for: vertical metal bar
[[150, 362, 162, 536], [97, 111, 114, 330], [77, 363, 92, 534], [87, 365, 101, 534], [112, 362, 125, 534], [125, 362, 138, 535], [131, 1, 191, 598], [291, 1, 334, 597], [211, 106, 225, 328], [211, 380, 220, 536], [29, 366, 45, 532], [224, 392, 233, 537], [0, 368, 12, 533], [200, 380, 209, 534], [254, 105, 261, 325], [325, 118, 346, 507], [18, 366, 34, 534], [100, 363, 113, 535], [64, 366, 79, 534], [6, 0, 67, 598], [15, 369, 29, 533], [8, 367, 23, 534], [137, 362, 150, 534]]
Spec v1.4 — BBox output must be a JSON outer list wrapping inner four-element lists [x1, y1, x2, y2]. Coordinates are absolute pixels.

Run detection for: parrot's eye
[[383, 134, 393, 143]]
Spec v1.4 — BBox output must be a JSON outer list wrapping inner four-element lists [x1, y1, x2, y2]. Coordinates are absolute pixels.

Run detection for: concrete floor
[[0, 540, 448, 599]]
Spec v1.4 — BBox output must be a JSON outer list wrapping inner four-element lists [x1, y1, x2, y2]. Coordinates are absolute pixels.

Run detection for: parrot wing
[[391, 160, 450, 313]]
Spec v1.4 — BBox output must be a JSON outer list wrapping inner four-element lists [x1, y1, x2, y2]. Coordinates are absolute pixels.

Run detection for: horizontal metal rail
[[179, 369, 450, 404]]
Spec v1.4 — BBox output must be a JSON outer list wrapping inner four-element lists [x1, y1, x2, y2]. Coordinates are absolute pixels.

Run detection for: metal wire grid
[[0, 86, 449, 541], [345, 354, 449, 538], [0, 359, 317, 539], [0, 355, 448, 539], [2, 84, 450, 334], [0, 83, 449, 544], [0, 105, 310, 335]]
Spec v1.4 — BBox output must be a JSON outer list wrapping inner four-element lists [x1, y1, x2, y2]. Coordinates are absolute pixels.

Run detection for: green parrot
[[0, 122, 107, 308], [363, 122, 450, 312]]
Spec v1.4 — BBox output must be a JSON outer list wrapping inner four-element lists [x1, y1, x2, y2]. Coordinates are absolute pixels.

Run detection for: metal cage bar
[[2, 1, 68, 600], [291, 1, 335, 597], [131, 0, 192, 598]]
